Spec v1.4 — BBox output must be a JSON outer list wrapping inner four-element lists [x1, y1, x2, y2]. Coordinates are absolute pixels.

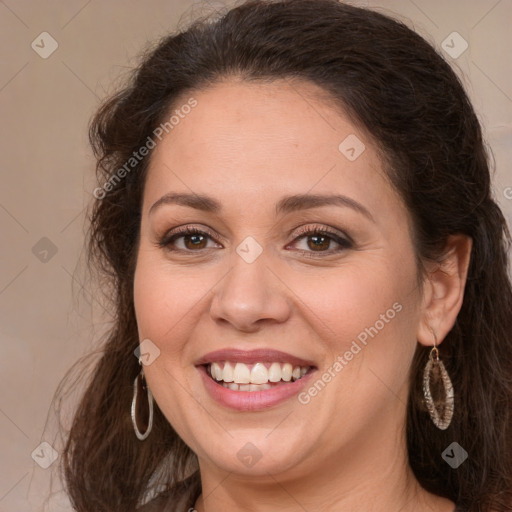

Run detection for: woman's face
[[134, 79, 425, 479]]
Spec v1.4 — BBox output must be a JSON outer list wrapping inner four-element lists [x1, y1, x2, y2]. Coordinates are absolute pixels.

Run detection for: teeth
[[281, 363, 292, 382], [233, 362, 251, 384], [212, 362, 223, 381], [268, 362, 282, 382], [223, 362, 234, 382], [250, 383, 271, 391], [222, 382, 273, 391], [250, 363, 269, 384], [208, 361, 310, 385]]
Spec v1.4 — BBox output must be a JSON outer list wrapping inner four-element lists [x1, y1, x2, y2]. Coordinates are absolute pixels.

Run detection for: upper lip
[[195, 348, 317, 368]]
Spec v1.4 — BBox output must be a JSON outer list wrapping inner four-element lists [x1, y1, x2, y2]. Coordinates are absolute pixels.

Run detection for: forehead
[[143, 79, 401, 221]]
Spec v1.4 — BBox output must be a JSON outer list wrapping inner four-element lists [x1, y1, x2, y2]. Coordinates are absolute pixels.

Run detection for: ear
[[417, 234, 473, 347]]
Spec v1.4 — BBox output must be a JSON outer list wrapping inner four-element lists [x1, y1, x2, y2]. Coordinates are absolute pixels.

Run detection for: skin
[[133, 79, 472, 512]]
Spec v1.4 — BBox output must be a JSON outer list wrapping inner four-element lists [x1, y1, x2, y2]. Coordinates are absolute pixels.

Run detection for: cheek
[[133, 268, 170, 346], [340, 263, 419, 391], [303, 254, 420, 394], [132, 258, 190, 385], [302, 258, 416, 334], [133, 251, 200, 343], [133, 256, 198, 429]]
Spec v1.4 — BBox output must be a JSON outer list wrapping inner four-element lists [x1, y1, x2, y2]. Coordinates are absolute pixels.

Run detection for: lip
[[194, 348, 316, 368], [197, 364, 317, 411]]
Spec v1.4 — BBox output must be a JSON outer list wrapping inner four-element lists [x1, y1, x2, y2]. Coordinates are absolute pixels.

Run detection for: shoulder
[[137, 473, 201, 512]]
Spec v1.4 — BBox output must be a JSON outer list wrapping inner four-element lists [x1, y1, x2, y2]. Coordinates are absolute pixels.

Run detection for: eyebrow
[[149, 192, 374, 222]]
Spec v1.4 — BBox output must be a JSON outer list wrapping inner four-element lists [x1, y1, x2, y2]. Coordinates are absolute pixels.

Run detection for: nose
[[208, 252, 291, 333]]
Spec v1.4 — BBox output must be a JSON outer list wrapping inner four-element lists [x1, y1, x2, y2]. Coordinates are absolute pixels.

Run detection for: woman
[[59, 0, 512, 511]]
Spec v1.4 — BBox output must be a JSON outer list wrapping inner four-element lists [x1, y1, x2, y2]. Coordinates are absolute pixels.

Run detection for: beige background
[[0, 0, 511, 510]]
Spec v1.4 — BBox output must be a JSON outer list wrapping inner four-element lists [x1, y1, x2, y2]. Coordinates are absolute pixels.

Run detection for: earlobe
[[417, 234, 473, 347]]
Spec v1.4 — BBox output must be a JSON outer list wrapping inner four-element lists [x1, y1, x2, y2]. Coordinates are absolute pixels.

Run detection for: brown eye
[[181, 232, 208, 250], [306, 234, 332, 251], [289, 226, 353, 257], [159, 227, 220, 252]]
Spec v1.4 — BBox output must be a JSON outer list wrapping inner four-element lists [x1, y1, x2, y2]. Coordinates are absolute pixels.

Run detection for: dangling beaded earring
[[422, 329, 454, 430], [131, 359, 154, 440]]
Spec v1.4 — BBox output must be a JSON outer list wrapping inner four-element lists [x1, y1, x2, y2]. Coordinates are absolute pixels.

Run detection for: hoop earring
[[131, 363, 154, 441], [422, 330, 454, 430]]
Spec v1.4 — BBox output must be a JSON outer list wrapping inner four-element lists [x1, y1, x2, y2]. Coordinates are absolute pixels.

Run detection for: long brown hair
[[57, 1, 512, 510]]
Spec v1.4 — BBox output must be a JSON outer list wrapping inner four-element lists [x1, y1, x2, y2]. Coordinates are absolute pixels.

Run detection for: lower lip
[[197, 365, 316, 411]]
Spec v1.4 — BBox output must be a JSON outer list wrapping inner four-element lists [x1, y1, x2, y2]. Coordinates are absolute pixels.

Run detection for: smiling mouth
[[204, 361, 314, 392]]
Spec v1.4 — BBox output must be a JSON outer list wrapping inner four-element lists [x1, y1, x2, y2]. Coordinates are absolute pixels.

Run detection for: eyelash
[[157, 224, 353, 258]]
